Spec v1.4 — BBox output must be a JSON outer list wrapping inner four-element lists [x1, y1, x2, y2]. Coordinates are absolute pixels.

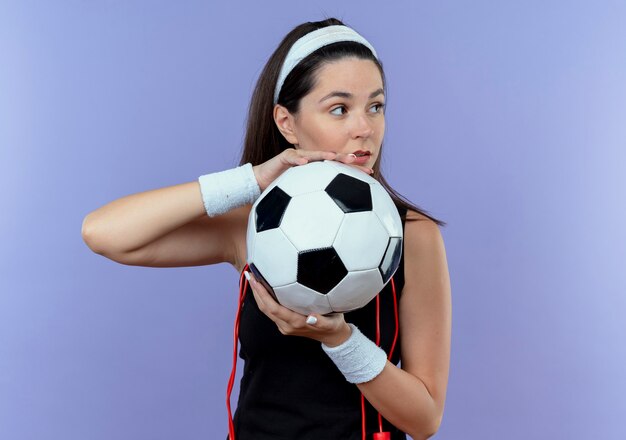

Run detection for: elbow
[[409, 426, 439, 440], [408, 413, 443, 440], [81, 214, 99, 252], [81, 214, 143, 265], [427, 415, 443, 438], [81, 213, 110, 255]]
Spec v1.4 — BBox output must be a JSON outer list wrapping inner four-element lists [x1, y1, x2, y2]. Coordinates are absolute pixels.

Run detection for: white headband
[[273, 25, 379, 104]]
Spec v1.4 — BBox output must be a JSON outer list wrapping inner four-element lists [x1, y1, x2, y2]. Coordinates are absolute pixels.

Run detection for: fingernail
[[244, 271, 251, 281], [348, 153, 357, 160], [306, 315, 318, 325]]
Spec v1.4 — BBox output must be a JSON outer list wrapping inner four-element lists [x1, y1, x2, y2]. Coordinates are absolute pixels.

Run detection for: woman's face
[[275, 57, 385, 169]]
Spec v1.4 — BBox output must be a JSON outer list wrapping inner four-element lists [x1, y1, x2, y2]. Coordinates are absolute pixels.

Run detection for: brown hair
[[238, 17, 446, 227]]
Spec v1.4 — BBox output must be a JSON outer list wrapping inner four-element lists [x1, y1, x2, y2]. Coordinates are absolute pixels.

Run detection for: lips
[[350, 150, 371, 165]]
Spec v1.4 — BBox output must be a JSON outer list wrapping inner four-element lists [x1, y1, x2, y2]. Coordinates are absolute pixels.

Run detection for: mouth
[[350, 150, 372, 166]]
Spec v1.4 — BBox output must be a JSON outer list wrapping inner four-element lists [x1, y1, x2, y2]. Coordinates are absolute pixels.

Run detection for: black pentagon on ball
[[248, 262, 278, 301], [255, 186, 291, 232], [297, 247, 348, 294], [379, 237, 403, 284], [325, 173, 372, 213]]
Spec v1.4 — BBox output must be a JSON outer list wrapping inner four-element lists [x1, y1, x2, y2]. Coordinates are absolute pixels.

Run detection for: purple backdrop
[[1, 1, 625, 439]]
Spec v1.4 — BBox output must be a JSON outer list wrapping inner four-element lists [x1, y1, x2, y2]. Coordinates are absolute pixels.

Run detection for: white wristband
[[321, 323, 388, 384], [197, 163, 261, 217]]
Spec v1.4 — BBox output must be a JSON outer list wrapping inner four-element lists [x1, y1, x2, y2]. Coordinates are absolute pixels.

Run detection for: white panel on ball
[[253, 228, 298, 287], [326, 268, 384, 312], [275, 161, 339, 197], [323, 160, 378, 185], [274, 282, 332, 316], [371, 184, 403, 237], [245, 209, 257, 263], [333, 211, 390, 271], [280, 191, 345, 252]]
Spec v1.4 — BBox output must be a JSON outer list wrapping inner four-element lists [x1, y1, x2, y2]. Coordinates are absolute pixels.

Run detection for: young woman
[[82, 18, 451, 440]]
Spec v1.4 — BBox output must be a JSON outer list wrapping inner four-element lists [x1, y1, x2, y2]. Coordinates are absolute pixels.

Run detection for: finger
[[288, 149, 337, 164], [312, 312, 347, 332], [246, 271, 271, 308], [299, 149, 338, 160], [244, 272, 265, 310], [251, 286, 284, 324], [333, 153, 374, 175], [246, 271, 266, 308], [246, 271, 301, 320], [298, 151, 373, 174], [335, 152, 357, 163], [280, 155, 306, 167]]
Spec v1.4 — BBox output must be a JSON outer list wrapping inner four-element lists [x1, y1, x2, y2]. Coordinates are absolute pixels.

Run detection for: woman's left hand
[[245, 270, 352, 347]]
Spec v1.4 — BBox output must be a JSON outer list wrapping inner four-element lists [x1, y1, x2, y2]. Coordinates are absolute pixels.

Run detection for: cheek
[[322, 134, 347, 152], [377, 118, 385, 136], [303, 120, 343, 149]]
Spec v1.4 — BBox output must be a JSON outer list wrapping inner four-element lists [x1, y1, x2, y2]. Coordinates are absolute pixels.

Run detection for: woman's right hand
[[252, 148, 373, 192]]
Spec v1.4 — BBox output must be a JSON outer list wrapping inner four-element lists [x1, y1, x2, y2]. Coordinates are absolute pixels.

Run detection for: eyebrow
[[318, 88, 385, 103]]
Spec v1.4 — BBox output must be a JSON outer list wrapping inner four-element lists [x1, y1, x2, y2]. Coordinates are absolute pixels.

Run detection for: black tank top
[[230, 205, 409, 440]]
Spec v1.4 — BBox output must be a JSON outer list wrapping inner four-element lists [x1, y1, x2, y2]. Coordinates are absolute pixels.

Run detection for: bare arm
[[81, 180, 243, 267], [354, 216, 452, 439], [81, 150, 366, 269], [82, 181, 205, 254]]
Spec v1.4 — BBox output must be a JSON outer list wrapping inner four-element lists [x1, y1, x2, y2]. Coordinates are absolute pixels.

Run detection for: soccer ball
[[246, 160, 403, 316]]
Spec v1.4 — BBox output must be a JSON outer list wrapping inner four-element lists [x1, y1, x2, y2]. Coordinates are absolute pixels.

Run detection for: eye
[[330, 105, 346, 116], [371, 102, 385, 113]]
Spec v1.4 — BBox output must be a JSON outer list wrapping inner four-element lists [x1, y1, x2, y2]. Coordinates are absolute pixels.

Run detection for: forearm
[[321, 324, 441, 438], [82, 180, 206, 255], [356, 361, 440, 440]]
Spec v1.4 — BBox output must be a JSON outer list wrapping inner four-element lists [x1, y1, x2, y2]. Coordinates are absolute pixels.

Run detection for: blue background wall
[[1, 1, 625, 439]]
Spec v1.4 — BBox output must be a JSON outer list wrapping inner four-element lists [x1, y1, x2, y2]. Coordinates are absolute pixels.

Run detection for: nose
[[352, 112, 375, 139]]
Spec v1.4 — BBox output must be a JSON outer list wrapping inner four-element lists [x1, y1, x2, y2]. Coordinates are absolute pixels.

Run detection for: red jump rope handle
[[373, 432, 391, 440]]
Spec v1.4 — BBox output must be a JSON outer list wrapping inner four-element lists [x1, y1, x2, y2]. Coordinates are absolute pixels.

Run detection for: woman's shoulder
[[404, 209, 440, 231], [405, 208, 431, 222], [403, 209, 444, 255]]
